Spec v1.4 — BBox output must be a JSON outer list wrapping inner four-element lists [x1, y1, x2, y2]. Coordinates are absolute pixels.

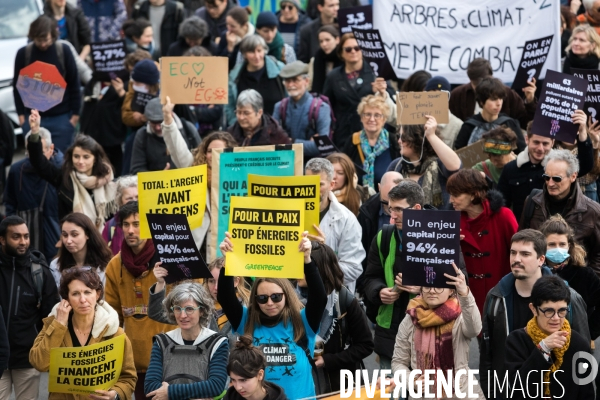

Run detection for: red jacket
[[459, 190, 518, 315]]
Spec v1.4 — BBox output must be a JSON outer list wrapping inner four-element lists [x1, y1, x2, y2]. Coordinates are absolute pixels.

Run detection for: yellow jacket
[[104, 253, 172, 372], [29, 302, 137, 400]]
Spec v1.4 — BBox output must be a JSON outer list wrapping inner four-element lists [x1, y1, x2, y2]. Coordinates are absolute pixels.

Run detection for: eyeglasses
[[281, 4, 294, 10], [362, 113, 384, 120], [537, 307, 568, 318], [380, 200, 390, 214], [255, 293, 284, 304], [389, 205, 413, 214], [421, 287, 444, 294], [542, 174, 564, 183], [61, 266, 93, 275], [344, 46, 360, 53], [235, 109, 255, 117], [171, 305, 202, 315]]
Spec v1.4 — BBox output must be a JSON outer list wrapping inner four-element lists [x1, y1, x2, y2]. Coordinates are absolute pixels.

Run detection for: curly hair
[[356, 94, 391, 121], [191, 131, 238, 166], [162, 282, 215, 326]]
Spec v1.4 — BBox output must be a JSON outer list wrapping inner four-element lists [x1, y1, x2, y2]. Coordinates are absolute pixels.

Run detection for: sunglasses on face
[[281, 4, 294, 10], [542, 174, 564, 183], [344, 46, 360, 53], [255, 293, 284, 304]]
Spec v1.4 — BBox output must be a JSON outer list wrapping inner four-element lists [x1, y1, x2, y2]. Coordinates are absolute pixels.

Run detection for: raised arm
[[424, 116, 461, 171]]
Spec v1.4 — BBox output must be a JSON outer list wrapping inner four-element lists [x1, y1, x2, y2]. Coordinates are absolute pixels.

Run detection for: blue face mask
[[546, 247, 570, 264]]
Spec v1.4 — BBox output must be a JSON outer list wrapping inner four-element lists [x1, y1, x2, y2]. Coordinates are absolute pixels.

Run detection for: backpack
[[25, 42, 65, 78], [279, 93, 335, 138], [31, 262, 44, 309], [180, 118, 201, 149], [464, 115, 512, 145], [520, 188, 543, 229]]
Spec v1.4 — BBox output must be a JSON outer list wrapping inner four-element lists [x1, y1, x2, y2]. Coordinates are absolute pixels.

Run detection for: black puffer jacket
[[0, 306, 7, 376], [0, 248, 59, 369], [43, 2, 91, 54]]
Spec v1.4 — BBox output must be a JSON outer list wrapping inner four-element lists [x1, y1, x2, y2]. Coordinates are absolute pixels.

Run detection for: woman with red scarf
[[391, 264, 484, 399], [104, 201, 172, 400]]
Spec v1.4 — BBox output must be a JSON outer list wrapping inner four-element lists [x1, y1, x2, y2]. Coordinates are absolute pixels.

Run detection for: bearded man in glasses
[[519, 149, 600, 276]]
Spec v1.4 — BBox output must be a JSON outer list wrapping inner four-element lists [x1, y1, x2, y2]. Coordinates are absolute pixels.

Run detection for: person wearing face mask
[[121, 58, 161, 130], [539, 215, 600, 340], [472, 127, 517, 188]]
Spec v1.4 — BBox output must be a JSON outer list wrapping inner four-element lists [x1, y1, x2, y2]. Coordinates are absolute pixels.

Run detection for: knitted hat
[[132, 59, 160, 85], [256, 11, 279, 29], [144, 98, 163, 122], [280, 0, 301, 10]]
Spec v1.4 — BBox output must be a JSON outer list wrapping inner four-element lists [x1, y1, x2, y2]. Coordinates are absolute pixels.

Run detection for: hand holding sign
[[423, 115, 438, 138], [371, 77, 387, 96], [444, 263, 469, 297], [394, 273, 421, 294], [299, 232, 311, 263], [89, 389, 118, 400], [572, 109, 589, 142], [163, 96, 174, 125], [589, 119, 600, 148], [522, 77, 537, 104]]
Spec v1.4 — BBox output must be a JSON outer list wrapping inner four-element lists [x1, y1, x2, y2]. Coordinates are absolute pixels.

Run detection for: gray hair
[[239, 35, 268, 54], [546, 149, 580, 176], [388, 180, 425, 207], [179, 16, 208, 40], [25, 127, 52, 148], [115, 175, 138, 207], [162, 282, 215, 326], [305, 158, 334, 182], [236, 89, 264, 113]]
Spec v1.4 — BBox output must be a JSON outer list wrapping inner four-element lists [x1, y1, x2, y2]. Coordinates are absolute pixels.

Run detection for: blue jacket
[[226, 56, 285, 126], [275, 10, 312, 55], [4, 151, 64, 261]]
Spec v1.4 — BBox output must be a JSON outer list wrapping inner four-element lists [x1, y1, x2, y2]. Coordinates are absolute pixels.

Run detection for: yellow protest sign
[[225, 196, 305, 279], [160, 56, 228, 104], [48, 335, 125, 395], [138, 164, 207, 239], [247, 174, 320, 235]]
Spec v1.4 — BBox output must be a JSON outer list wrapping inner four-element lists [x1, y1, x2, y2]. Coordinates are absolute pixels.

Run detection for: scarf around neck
[[360, 129, 389, 189], [396, 157, 442, 207], [406, 296, 461, 378], [267, 31, 285, 62], [564, 50, 599, 73], [70, 165, 117, 231], [120, 238, 155, 278], [296, 285, 339, 343], [526, 317, 571, 396]]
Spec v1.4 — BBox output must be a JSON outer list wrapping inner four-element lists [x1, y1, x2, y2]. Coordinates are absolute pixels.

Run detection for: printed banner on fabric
[[225, 197, 305, 279], [247, 174, 319, 235], [48, 335, 125, 394], [138, 165, 208, 239], [373, 0, 560, 83]]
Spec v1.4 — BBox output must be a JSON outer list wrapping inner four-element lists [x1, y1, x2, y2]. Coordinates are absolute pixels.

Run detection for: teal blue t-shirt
[[235, 306, 317, 399]]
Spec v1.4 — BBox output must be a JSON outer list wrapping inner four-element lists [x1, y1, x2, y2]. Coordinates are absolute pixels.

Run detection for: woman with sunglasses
[[391, 263, 485, 398], [539, 215, 600, 339], [446, 169, 518, 315], [50, 213, 113, 289], [30, 268, 137, 400], [323, 32, 395, 149], [145, 282, 229, 399], [505, 276, 595, 399], [218, 232, 327, 399]]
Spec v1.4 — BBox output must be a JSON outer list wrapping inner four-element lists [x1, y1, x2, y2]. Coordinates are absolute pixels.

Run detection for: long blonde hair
[[566, 25, 600, 58]]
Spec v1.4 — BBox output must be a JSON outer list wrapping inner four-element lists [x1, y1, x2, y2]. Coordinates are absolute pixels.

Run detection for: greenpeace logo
[[244, 264, 283, 271]]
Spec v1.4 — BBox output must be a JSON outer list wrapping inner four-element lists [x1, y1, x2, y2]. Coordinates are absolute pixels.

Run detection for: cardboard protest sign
[[138, 164, 207, 239], [210, 144, 303, 261], [401, 209, 461, 288], [147, 214, 210, 283], [130, 91, 156, 113], [225, 196, 305, 279], [90, 41, 127, 81], [456, 140, 488, 169], [248, 174, 320, 235], [397, 92, 449, 125], [511, 36, 553, 92], [374, 0, 560, 84], [352, 28, 396, 80], [571, 68, 600, 124], [160, 57, 228, 105], [16, 61, 66, 112], [48, 335, 125, 394], [338, 5, 373, 34], [532, 70, 587, 143]]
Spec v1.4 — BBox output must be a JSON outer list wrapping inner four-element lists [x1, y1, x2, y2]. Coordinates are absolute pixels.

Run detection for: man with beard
[[479, 229, 590, 399], [104, 201, 171, 400], [0, 216, 59, 399], [305, 157, 365, 293]]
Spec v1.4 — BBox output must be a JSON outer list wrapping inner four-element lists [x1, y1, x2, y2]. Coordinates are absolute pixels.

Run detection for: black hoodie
[[223, 381, 288, 400], [0, 248, 59, 369]]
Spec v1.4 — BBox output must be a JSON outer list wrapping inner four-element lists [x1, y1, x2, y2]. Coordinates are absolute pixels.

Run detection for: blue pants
[[22, 112, 75, 153]]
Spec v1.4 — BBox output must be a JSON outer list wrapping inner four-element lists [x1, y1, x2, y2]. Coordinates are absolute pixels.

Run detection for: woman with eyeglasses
[[145, 282, 230, 399], [323, 33, 395, 149], [50, 213, 113, 289], [218, 232, 327, 399], [446, 169, 518, 315], [343, 95, 400, 192], [505, 276, 595, 400], [326, 153, 374, 216], [539, 215, 600, 339], [30, 268, 137, 400], [391, 263, 485, 398]]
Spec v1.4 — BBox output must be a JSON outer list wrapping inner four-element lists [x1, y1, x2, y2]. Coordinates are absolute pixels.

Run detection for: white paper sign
[[373, 0, 561, 84]]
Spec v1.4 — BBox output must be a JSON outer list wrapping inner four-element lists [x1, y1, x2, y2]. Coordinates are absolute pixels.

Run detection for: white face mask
[[132, 83, 149, 93]]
